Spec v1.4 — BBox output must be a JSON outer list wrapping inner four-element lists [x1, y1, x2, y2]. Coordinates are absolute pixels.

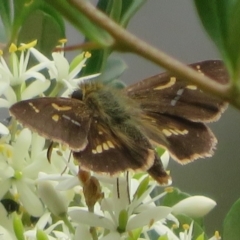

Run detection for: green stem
[[90, 226, 98, 240], [66, 0, 240, 108], [61, 214, 75, 235]]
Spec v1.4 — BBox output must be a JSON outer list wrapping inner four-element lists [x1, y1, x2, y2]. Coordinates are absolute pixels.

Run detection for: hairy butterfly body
[[10, 60, 228, 184]]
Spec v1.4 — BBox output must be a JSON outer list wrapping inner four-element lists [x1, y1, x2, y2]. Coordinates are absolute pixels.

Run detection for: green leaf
[[162, 188, 190, 207], [194, 0, 240, 80], [0, 0, 11, 38], [44, 0, 113, 47], [81, 0, 121, 77], [194, 0, 228, 56], [127, 228, 142, 240], [155, 147, 166, 158], [196, 232, 205, 240], [12, 0, 40, 42], [18, 9, 65, 57], [36, 229, 49, 240], [107, 79, 126, 89], [227, 1, 240, 79], [81, 48, 110, 76], [100, 55, 127, 84], [118, 209, 128, 233], [135, 176, 149, 199], [120, 0, 146, 27], [13, 214, 25, 240], [223, 198, 240, 240], [158, 234, 169, 240]]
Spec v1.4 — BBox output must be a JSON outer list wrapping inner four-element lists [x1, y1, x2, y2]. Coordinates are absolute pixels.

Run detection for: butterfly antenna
[[126, 171, 130, 204], [61, 151, 72, 175], [116, 178, 120, 198], [47, 141, 54, 163]]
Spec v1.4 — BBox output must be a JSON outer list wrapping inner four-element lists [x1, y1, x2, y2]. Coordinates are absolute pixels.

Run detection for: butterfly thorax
[[81, 82, 140, 124]]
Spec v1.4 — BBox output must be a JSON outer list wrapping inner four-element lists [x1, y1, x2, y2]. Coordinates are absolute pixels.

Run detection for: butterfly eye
[[71, 89, 83, 100]]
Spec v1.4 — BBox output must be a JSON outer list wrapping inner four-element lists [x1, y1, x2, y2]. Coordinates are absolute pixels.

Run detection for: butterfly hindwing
[[73, 117, 156, 175], [10, 97, 92, 151], [143, 112, 216, 162]]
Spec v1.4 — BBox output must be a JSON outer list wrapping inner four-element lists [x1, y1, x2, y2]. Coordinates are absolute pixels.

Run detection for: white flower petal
[[22, 153, 50, 179], [0, 160, 14, 179], [12, 128, 31, 169], [100, 232, 121, 240], [4, 87, 17, 105], [55, 176, 80, 190], [0, 80, 10, 95], [30, 133, 45, 160], [172, 196, 216, 218], [68, 208, 116, 231], [154, 222, 179, 240], [22, 70, 46, 82], [21, 79, 50, 100], [127, 206, 172, 231], [35, 212, 52, 229], [112, 177, 129, 217], [52, 230, 70, 239], [52, 53, 69, 79], [76, 73, 100, 82], [161, 150, 170, 169], [68, 58, 86, 80], [16, 180, 44, 216], [0, 225, 17, 240], [0, 122, 9, 135], [0, 98, 10, 108], [30, 47, 51, 63], [27, 61, 53, 75], [38, 180, 68, 216], [0, 179, 11, 199], [74, 225, 92, 240]]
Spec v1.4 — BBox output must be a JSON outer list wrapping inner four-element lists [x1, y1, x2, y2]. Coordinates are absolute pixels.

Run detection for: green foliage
[[194, 0, 240, 81], [162, 188, 190, 207], [223, 198, 240, 240]]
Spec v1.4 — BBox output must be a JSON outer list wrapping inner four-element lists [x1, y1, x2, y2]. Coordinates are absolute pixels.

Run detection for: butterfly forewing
[[10, 97, 92, 151], [126, 60, 228, 122]]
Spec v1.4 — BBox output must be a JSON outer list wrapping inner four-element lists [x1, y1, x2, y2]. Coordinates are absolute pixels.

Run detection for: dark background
[[65, 1, 240, 234]]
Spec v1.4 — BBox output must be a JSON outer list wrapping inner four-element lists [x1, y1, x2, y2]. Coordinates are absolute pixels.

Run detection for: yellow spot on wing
[[162, 129, 172, 137], [52, 103, 72, 111], [169, 128, 188, 135], [29, 102, 40, 113], [92, 149, 97, 154], [107, 141, 115, 149], [154, 77, 176, 90], [96, 145, 103, 153], [103, 142, 109, 150], [52, 114, 59, 122], [186, 85, 197, 90]]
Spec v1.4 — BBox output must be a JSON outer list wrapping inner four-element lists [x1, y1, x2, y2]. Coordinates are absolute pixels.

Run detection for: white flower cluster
[[0, 41, 219, 240]]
